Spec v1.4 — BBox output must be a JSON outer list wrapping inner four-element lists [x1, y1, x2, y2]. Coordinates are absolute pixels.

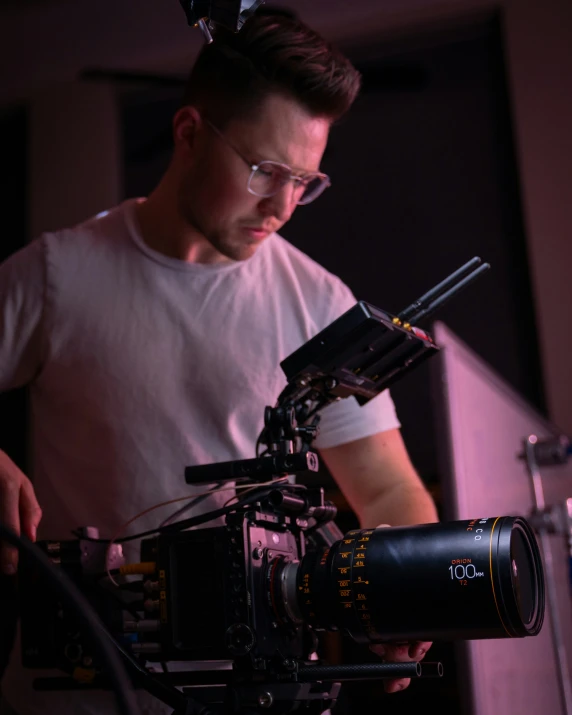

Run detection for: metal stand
[[522, 435, 572, 715]]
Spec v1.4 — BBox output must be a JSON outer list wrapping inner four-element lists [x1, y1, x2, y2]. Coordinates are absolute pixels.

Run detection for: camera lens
[[291, 516, 544, 643], [496, 520, 542, 635]]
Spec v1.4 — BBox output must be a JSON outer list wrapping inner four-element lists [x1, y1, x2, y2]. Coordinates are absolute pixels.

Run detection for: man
[[0, 10, 438, 714]]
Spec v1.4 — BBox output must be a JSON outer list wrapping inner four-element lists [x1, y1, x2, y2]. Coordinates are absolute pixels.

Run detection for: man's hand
[[370, 641, 433, 693], [0, 449, 42, 574], [368, 523, 432, 693]]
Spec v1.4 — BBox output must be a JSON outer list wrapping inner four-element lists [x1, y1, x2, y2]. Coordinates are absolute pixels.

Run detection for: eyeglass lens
[[248, 161, 329, 205]]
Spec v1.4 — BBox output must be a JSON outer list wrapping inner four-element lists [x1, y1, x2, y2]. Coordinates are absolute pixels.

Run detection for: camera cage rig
[[184, 256, 490, 490], [19, 258, 496, 715], [179, 0, 265, 42]]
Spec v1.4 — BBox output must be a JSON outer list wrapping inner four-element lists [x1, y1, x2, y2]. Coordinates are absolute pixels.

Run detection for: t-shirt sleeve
[[0, 238, 47, 391], [311, 276, 401, 450]]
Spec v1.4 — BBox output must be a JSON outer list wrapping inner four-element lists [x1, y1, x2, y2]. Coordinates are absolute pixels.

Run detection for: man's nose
[[259, 182, 298, 223]]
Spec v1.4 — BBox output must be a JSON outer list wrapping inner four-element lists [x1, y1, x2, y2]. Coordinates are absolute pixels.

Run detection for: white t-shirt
[[0, 199, 400, 713]]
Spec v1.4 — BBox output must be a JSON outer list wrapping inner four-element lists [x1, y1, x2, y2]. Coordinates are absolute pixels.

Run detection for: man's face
[[175, 93, 330, 262]]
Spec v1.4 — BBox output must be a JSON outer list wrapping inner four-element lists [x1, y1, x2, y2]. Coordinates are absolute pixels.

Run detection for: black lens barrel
[[296, 516, 544, 643]]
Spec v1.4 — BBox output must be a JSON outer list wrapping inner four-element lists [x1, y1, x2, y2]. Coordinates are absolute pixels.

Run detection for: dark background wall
[[0, 105, 28, 688], [0, 106, 29, 470]]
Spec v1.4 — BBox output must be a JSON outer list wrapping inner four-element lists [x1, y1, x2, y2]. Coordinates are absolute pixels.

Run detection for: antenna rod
[[407, 263, 490, 324], [398, 256, 482, 321]]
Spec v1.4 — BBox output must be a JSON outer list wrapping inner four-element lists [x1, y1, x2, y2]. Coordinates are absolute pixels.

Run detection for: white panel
[[433, 321, 572, 715]]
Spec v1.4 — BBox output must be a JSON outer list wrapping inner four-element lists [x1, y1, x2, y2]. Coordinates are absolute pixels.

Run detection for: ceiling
[[0, 0, 488, 107]]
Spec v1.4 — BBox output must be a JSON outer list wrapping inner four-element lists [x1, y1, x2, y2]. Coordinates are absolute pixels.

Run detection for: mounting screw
[[225, 623, 255, 656], [258, 692, 274, 708], [253, 547, 264, 560]]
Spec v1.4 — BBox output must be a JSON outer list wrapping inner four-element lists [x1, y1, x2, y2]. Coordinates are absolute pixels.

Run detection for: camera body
[[142, 495, 315, 667], [20, 487, 333, 681]]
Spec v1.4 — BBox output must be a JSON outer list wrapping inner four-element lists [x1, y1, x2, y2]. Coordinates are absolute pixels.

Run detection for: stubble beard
[[207, 229, 259, 262], [177, 181, 258, 263]]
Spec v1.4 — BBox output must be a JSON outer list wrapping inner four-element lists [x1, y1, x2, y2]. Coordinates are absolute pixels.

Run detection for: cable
[[105, 480, 299, 585], [103, 486, 238, 585], [223, 476, 290, 507], [159, 482, 226, 528], [72, 488, 237, 544], [74, 480, 304, 557], [77, 480, 286, 545], [156, 483, 291, 536], [0, 521, 138, 715], [104, 487, 244, 587]]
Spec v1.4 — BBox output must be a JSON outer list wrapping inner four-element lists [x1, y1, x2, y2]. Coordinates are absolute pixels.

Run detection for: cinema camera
[[18, 258, 545, 715]]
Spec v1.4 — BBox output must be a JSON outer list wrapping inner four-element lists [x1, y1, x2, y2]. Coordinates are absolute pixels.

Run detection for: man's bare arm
[[318, 428, 438, 529], [318, 428, 438, 693]]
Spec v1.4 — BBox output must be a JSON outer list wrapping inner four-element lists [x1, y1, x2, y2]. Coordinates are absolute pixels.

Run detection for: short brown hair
[[182, 11, 361, 125]]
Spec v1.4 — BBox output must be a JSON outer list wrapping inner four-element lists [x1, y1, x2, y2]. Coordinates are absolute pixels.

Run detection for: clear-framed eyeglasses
[[204, 119, 331, 206]]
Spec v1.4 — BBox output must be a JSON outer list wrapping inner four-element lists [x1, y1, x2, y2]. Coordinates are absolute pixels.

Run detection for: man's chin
[[213, 236, 264, 263], [230, 245, 259, 262]]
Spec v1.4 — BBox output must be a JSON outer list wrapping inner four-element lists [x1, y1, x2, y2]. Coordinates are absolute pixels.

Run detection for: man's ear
[[173, 105, 202, 152]]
